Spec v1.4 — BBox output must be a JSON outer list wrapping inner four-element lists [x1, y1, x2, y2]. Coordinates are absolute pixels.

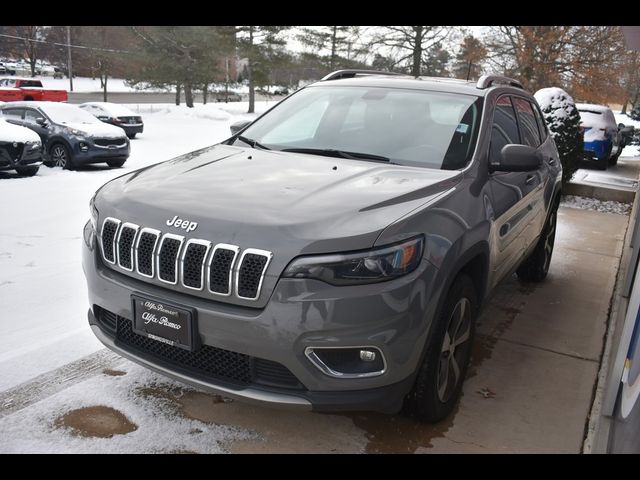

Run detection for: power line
[[0, 33, 132, 54]]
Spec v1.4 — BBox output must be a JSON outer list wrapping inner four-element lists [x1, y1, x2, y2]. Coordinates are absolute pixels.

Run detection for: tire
[[516, 206, 558, 282], [609, 152, 620, 166], [107, 158, 126, 168], [49, 143, 73, 170], [403, 274, 477, 423], [15, 165, 39, 176]]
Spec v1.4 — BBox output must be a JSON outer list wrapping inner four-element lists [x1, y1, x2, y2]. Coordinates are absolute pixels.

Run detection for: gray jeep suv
[[82, 71, 562, 422]]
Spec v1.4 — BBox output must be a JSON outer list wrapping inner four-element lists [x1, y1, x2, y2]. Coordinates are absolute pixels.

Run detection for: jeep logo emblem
[[166, 215, 198, 233]]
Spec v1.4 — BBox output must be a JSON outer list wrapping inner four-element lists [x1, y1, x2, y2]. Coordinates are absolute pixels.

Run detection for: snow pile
[[560, 195, 631, 215], [0, 362, 257, 453]]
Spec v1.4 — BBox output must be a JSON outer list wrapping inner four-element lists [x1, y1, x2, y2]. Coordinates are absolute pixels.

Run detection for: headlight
[[282, 235, 424, 286], [26, 140, 41, 150], [89, 194, 98, 230], [68, 128, 87, 137]]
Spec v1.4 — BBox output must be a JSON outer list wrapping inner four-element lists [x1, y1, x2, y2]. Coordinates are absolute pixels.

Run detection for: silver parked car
[[83, 71, 562, 422]]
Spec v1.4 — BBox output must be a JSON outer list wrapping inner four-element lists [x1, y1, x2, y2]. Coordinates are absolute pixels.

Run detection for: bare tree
[[13, 26, 45, 77], [297, 26, 361, 70], [368, 26, 451, 76]]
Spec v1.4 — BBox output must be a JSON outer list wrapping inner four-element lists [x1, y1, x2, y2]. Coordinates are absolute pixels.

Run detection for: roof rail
[[476, 75, 523, 90], [321, 69, 402, 81]]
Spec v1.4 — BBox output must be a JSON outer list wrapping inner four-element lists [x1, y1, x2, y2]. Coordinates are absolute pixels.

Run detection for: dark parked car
[[0, 117, 42, 176], [79, 102, 144, 139], [83, 71, 561, 422], [0, 101, 130, 169]]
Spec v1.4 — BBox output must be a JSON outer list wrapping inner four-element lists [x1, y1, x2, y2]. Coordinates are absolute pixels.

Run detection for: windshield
[[39, 103, 102, 125], [233, 85, 482, 170]]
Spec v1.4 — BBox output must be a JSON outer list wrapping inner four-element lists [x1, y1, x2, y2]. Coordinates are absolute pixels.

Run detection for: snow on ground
[[615, 111, 640, 158], [560, 194, 631, 215], [0, 361, 256, 453], [0, 101, 270, 392], [28, 75, 251, 95]]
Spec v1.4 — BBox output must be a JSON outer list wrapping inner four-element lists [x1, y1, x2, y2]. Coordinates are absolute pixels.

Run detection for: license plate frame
[[131, 294, 198, 351]]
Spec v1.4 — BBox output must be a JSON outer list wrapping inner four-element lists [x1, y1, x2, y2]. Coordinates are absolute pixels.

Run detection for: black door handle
[[525, 175, 536, 185]]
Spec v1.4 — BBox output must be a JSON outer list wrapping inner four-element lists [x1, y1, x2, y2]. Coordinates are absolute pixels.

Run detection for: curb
[[564, 182, 635, 203], [582, 184, 639, 452]]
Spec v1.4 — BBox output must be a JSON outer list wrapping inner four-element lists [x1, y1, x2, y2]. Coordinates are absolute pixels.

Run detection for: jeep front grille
[[117, 223, 139, 271], [158, 234, 183, 284], [98, 218, 272, 301], [100, 218, 121, 264], [236, 249, 272, 300]]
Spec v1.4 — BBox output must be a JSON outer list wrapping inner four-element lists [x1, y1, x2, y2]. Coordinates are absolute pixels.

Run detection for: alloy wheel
[[52, 146, 67, 168], [437, 297, 472, 403]]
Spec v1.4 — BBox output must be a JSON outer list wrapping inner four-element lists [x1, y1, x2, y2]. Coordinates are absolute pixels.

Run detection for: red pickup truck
[[0, 77, 67, 102]]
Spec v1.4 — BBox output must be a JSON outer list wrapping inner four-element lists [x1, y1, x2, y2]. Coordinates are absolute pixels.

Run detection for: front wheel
[[15, 165, 39, 176], [517, 207, 557, 282], [49, 143, 73, 170], [403, 274, 477, 423]]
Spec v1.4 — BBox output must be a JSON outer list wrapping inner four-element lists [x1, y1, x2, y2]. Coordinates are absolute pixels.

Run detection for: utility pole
[[67, 26, 73, 92]]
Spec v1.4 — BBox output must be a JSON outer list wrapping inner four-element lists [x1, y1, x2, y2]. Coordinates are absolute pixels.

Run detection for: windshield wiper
[[237, 135, 270, 150], [280, 148, 391, 163]]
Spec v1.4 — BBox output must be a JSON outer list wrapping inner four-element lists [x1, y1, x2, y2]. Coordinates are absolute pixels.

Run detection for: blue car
[[577, 103, 622, 169]]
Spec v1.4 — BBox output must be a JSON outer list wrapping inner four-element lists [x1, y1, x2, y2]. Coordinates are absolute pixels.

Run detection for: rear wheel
[[107, 158, 126, 168], [49, 143, 73, 170], [15, 165, 39, 176], [403, 274, 477, 423], [517, 206, 558, 282]]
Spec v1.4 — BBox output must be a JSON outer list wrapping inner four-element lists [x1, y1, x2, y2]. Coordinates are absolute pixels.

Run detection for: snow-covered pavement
[[0, 102, 267, 392]]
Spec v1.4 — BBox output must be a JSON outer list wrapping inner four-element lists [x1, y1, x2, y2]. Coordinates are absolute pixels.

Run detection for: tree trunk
[[30, 59, 36, 78], [103, 74, 108, 102], [248, 26, 255, 114], [175, 84, 181, 106], [330, 26, 337, 70], [203, 83, 209, 105], [412, 26, 423, 77], [184, 83, 194, 108], [621, 101, 628, 115]]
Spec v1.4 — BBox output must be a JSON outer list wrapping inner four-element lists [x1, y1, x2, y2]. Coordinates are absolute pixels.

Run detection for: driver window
[[490, 96, 520, 163]]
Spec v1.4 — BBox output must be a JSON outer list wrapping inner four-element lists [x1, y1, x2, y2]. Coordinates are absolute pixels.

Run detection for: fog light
[[305, 346, 386, 378], [79, 142, 88, 152], [360, 350, 376, 362]]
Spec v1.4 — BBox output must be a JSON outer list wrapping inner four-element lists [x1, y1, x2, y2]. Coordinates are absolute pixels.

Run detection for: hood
[[64, 121, 126, 138], [96, 144, 459, 306], [0, 119, 40, 143]]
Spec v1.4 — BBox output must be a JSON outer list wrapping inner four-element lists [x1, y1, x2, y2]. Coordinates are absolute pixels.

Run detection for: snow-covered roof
[[576, 103, 611, 113], [80, 102, 137, 117], [0, 118, 40, 143]]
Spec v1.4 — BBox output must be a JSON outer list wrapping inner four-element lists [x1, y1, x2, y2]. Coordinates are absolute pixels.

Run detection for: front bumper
[[0, 142, 42, 171], [121, 124, 143, 136], [72, 139, 130, 165], [82, 222, 442, 412]]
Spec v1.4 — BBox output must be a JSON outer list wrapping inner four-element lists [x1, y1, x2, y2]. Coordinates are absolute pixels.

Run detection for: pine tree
[[452, 35, 487, 81], [534, 87, 583, 186]]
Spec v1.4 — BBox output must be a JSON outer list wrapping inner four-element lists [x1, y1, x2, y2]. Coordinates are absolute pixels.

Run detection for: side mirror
[[493, 144, 542, 172], [35, 117, 47, 126], [230, 120, 251, 135]]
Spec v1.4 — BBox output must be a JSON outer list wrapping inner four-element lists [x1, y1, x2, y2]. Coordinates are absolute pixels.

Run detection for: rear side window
[[513, 97, 541, 147], [532, 103, 547, 141], [2, 108, 24, 119], [490, 96, 520, 162]]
